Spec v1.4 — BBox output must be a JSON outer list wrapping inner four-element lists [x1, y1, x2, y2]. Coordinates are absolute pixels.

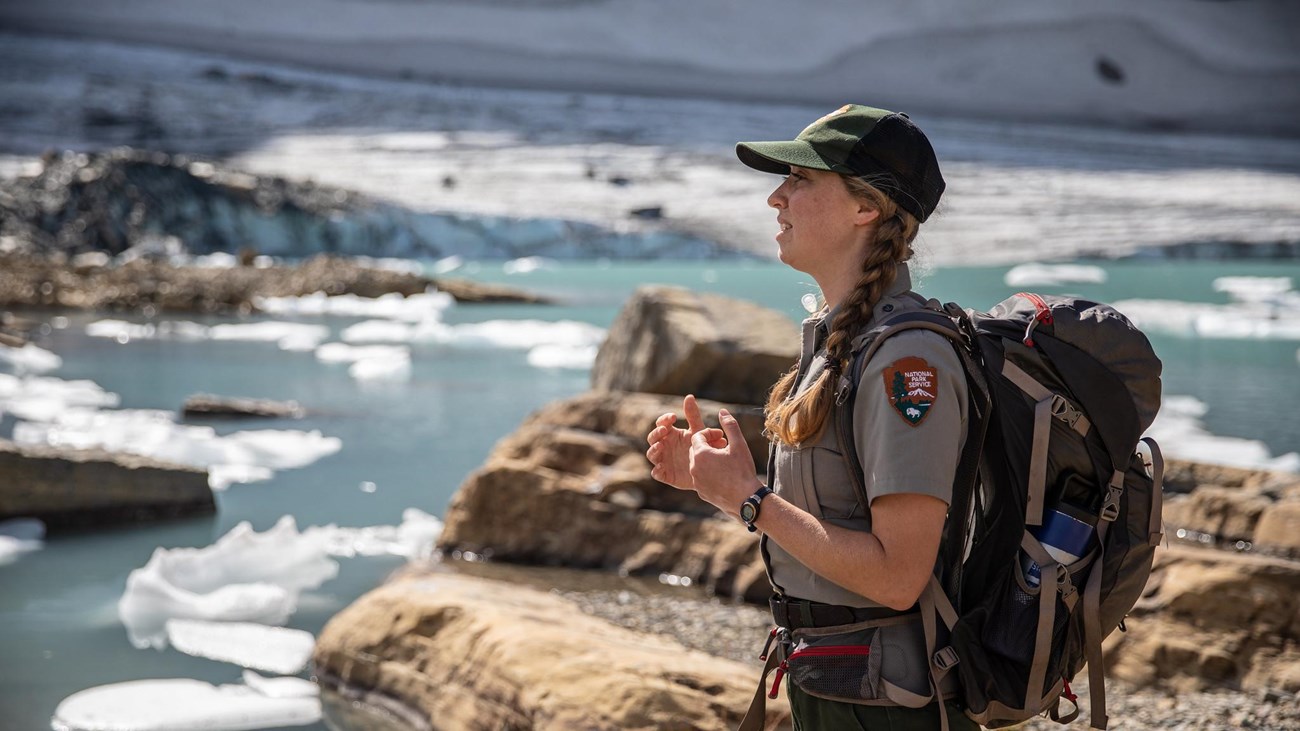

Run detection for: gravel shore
[[554, 585, 1300, 731]]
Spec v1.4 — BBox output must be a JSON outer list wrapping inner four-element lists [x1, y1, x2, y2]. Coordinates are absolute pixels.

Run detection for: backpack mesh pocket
[[784, 626, 883, 703]]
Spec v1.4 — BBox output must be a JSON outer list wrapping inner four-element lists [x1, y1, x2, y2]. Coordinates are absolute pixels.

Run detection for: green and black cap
[[736, 104, 946, 223]]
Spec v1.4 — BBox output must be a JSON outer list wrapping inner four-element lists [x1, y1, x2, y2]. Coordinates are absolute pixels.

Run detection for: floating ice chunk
[[209, 464, 275, 492], [0, 517, 44, 566], [254, 290, 454, 322], [0, 342, 62, 374], [433, 319, 605, 350], [12, 407, 342, 484], [1213, 276, 1294, 303], [209, 322, 330, 351], [315, 343, 409, 364], [118, 516, 340, 649], [1113, 299, 1300, 340], [51, 676, 321, 731], [503, 256, 554, 275], [527, 343, 599, 370], [191, 252, 240, 268], [165, 620, 314, 675], [305, 508, 443, 560], [1146, 395, 1300, 472], [340, 319, 415, 343], [349, 353, 411, 382], [0, 374, 120, 422], [241, 670, 319, 699], [1003, 263, 1107, 287], [432, 255, 464, 274], [86, 319, 211, 342]]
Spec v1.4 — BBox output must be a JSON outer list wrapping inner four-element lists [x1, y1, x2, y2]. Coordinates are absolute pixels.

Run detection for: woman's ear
[[855, 205, 881, 227]]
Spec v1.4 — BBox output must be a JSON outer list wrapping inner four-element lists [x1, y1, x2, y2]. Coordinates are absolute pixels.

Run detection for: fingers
[[692, 427, 728, 450], [683, 394, 705, 434], [718, 409, 747, 445]]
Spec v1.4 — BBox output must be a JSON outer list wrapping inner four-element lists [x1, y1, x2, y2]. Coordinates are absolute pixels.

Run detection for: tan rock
[[313, 571, 791, 731], [591, 286, 799, 405], [437, 391, 772, 601], [1160, 487, 1271, 542], [1107, 546, 1300, 693], [1255, 502, 1300, 557], [0, 439, 213, 529], [1162, 458, 1300, 494]]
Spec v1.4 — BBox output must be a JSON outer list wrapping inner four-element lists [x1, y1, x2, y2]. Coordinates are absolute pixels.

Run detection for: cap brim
[[735, 141, 843, 175]]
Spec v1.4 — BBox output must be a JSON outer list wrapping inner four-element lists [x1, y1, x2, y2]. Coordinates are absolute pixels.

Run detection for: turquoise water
[[1, 260, 1298, 729]]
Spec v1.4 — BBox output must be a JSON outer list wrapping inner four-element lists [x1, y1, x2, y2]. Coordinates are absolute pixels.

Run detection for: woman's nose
[[767, 186, 786, 209]]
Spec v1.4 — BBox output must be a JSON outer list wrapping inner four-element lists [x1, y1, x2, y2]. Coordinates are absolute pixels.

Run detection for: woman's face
[[767, 166, 878, 279]]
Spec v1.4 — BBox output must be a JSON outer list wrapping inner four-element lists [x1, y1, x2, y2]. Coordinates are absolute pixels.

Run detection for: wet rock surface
[[0, 438, 213, 530]]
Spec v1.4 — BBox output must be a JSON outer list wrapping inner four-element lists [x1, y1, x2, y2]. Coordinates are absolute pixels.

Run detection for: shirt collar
[[810, 262, 914, 336]]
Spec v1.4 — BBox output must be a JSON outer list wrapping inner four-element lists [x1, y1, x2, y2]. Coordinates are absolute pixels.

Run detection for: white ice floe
[[314, 342, 408, 364], [437, 319, 605, 350], [0, 342, 62, 374], [86, 319, 211, 342], [254, 289, 454, 322], [190, 251, 240, 268], [1146, 395, 1300, 473], [431, 254, 464, 274], [349, 353, 411, 381], [1113, 299, 1300, 340], [1212, 276, 1295, 304], [0, 518, 45, 566], [340, 319, 416, 343], [209, 322, 331, 351], [51, 673, 320, 731], [304, 508, 444, 560], [527, 343, 599, 370], [165, 620, 315, 675], [0, 373, 120, 422], [118, 516, 341, 649], [502, 256, 555, 275], [1003, 263, 1107, 288], [11, 400, 341, 490]]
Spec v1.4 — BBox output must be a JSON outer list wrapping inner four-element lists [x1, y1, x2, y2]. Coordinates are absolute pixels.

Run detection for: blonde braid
[[764, 179, 920, 446]]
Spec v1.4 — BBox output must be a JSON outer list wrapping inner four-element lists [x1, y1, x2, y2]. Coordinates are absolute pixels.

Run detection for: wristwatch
[[739, 486, 774, 532]]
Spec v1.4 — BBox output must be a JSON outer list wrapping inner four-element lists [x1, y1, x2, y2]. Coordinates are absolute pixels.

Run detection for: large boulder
[[1106, 546, 1300, 694], [0, 439, 213, 529], [437, 391, 771, 602], [591, 286, 799, 405], [313, 571, 790, 731], [1255, 502, 1300, 558]]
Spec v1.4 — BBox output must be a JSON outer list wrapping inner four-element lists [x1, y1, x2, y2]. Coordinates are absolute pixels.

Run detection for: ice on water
[[86, 318, 329, 350], [1147, 395, 1300, 473], [0, 342, 62, 374], [1003, 263, 1108, 287], [166, 620, 314, 675], [254, 289, 454, 322], [11, 403, 343, 491], [0, 517, 45, 566], [527, 343, 599, 369], [1114, 276, 1300, 340], [118, 511, 443, 648], [118, 516, 341, 649], [0, 373, 120, 422], [51, 672, 320, 731]]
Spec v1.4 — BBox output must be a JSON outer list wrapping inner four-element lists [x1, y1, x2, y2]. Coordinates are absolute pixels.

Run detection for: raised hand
[[645, 394, 706, 490], [689, 408, 761, 517]]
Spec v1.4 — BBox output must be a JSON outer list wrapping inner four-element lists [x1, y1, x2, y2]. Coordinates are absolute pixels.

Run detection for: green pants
[[789, 685, 980, 731]]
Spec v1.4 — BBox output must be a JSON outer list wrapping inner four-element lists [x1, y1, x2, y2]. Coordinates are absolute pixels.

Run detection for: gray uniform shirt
[[763, 264, 969, 608]]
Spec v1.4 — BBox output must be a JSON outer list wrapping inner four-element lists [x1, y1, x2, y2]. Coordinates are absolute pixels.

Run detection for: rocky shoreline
[[0, 250, 546, 324]]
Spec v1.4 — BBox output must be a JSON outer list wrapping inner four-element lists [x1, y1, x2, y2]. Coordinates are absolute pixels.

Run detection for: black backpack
[[832, 292, 1166, 730]]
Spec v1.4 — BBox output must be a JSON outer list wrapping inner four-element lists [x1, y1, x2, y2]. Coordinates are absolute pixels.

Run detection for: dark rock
[[629, 206, 663, 220], [0, 439, 214, 530], [181, 394, 305, 420]]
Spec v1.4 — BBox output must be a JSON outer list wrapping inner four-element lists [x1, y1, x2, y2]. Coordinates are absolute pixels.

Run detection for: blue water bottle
[[1022, 504, 1096, 588]]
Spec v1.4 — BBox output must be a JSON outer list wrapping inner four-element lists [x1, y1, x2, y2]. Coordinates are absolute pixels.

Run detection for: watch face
[[740, 501, 757, 523]]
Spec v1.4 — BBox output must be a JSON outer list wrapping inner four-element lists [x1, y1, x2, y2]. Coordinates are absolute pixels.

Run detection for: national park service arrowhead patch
[[883, 356, 938, 427]]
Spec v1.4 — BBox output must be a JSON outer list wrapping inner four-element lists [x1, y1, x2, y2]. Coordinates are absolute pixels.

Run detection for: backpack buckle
[[933, 646, 960, 671], [1101, 484, 1123, 522], [1049, 394, 1083, 429]]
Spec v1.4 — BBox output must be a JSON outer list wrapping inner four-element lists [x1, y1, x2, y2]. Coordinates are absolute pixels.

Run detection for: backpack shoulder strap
[[833, 304, 992, 602]]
